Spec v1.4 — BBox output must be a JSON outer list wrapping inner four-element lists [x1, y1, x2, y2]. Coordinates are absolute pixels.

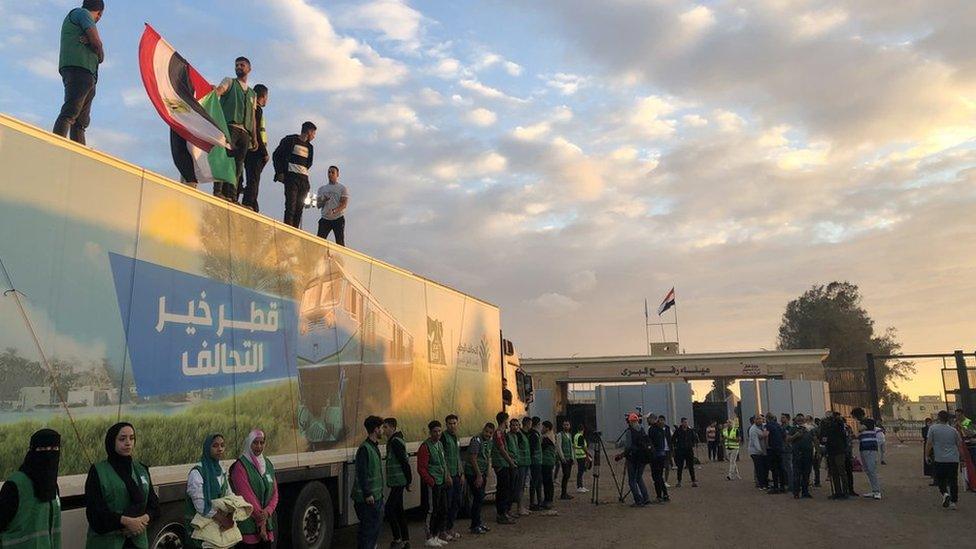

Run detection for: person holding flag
[[214, 57, 258, 202]]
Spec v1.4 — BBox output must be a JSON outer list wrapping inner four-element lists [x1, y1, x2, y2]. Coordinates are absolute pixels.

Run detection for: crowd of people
[[53, 1, 350, 246]]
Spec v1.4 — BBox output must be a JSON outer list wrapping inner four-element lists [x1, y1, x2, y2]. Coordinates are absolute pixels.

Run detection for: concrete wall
[[595, 382, 694, 446], [738, 380, 832, 422], [530, 388, 556, 423]]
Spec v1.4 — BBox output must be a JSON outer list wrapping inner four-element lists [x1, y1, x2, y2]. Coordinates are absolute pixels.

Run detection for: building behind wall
[[892, 395, 945, 421]]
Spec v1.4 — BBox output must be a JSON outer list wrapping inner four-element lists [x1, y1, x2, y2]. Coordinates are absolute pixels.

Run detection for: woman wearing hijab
[[85, 422, 160, 548], [185, 434, 236, 547], [0, 429, 62, 548], [229, 430, 279, 548]]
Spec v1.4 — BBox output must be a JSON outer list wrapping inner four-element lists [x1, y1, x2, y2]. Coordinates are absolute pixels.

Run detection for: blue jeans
[[353, 497, 384, 549], [466, 473, 486, 530], [446, 474, 462, 530], [627, 459, 650, 504]]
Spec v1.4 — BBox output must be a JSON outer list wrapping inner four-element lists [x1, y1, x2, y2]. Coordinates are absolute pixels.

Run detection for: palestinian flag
[[139, 24, 235, 185], [657, 287, 676, 316]]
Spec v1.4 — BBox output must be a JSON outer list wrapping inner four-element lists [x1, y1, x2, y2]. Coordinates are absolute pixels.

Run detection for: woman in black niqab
[[20, 428, 61, 502]]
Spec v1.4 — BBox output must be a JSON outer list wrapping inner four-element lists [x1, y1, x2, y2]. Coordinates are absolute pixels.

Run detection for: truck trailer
[[0, 113, 533, 548]]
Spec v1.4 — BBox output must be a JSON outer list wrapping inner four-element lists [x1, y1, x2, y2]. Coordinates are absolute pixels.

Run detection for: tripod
[[590, 431, 625, 505]]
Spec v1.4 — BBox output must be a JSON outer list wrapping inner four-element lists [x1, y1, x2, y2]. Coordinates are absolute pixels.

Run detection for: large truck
[[0, 113, 533, 548]]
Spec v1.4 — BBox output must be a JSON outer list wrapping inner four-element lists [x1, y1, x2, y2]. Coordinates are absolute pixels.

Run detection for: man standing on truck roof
[[383, 417, 412, 549], [418, 420, 452, 547], [54, 0, 105, 145], [442, 414, 464, 542], [492, 411, 517, 525], [316, 166, 349, 246], [352, 415, 385, 549], [214, 56, 257, 202], [273, 121, 316, 228], [241, 84, 269, 212]]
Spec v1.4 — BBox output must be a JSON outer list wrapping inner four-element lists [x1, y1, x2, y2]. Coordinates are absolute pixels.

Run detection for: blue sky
[[2, 0, 976, 398]]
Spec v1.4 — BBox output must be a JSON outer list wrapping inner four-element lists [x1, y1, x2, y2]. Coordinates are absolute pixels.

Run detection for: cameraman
[[615, 413, 651, 506]]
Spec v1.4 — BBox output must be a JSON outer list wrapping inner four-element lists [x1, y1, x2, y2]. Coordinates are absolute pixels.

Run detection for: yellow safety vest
[[724, 427, 739, 449]]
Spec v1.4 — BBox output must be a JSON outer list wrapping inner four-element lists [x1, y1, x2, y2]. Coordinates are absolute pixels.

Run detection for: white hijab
[[243, 429, 267, 475]]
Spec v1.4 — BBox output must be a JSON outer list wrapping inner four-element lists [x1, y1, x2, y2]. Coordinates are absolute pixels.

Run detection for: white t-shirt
[[317, 183, 348, 220]]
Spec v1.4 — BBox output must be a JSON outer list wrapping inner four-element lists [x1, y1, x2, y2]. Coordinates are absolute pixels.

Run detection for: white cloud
[[795, 8, 849, 39], [630, 96, 677, 138], [513, 122, 551, 141], [544, 73, 588, 95], [20, 54, 59, 80], [568, 270, 597, 293], [458, 79, 528, 103], [417, 87, 444, 106], [682, 114, 708, 127], [474, 52, 523, 76], [121, 88, 144, 108], [465, 107, 498, 127], [529, 292, 582, 316], [431, 57, 462, 79], [610, 146, 639, 161], [337, 0, 423, 51]]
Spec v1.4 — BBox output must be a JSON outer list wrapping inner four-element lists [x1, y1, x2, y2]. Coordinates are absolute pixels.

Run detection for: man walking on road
[[648, 415, 670, 503], [926, 410, 962, 510], [54, 0, 105, 145], [672, 417, 698, 488], [273, 121, 315, 228], [723, 419, 741, 481], [316, 166, 348, 245], [555, 420, 574, 500], [241, 84, 269, 212]]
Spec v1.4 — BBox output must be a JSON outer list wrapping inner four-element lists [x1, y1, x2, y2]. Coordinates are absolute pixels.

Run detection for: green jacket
[[59, 8, 99, 76], [442, 431, 461, 477], [86, 461, 150, 549], [231, 457, 276, 535], [516, 431, 531, 467], [1, 471, 61, 549], [351, 439, 384, 503]]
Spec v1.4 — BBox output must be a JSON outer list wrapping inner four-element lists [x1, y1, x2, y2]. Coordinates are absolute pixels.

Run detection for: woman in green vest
[[0, 429, 62, 548], [229, 430, 278, 549], [185, 434, 236, 548], [85, 422, 160, 549]]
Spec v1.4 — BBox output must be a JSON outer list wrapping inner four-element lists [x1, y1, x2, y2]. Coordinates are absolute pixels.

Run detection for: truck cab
[[501, 337, 533, 415]]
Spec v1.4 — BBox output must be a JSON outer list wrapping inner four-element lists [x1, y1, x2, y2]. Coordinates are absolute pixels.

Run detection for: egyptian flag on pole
[[138, 24, 236, 185], [657, 287, 676, 316]]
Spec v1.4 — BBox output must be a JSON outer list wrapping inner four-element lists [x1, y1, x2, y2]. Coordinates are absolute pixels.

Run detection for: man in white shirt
[[748, 415, 769, 490], [316, 166, 349, 246]]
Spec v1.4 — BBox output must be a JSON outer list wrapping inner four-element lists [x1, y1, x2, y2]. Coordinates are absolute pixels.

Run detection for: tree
[[776, 282, 915, 411]]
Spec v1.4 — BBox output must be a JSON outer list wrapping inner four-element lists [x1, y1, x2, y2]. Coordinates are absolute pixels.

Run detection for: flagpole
[[673, 286, 680, 352], [644, 299, 650, 356]]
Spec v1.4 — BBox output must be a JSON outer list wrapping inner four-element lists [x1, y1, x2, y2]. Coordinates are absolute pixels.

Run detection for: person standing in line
[[491, 412, 517, 525], [351, 417, 385, 549], [509, 418, 530, 516], [787, 415, 814, 499], [723, 419, 741, 480], [186, 434, 238, 547], [573, 424, 591, 493], [764, 413, 785, 494], [229, 429, 279, 548], [555, 420, 575, 500], [383, 418, 412, 549], [615, 413, 650, 506], [316, 166, 349, 246], [671, 417, 698, 488], [418, 420, 452, 547], [241, 84, 269, 212], [647, 415, 670, 503], [526, 417, 544, 512], [821, 413, 850, 499], [658, 416, 673, 485], [780, 414, 795, 496], [841, 413, 857, 496], [272, 121, 316, 228], [922, 417, 935, 483], [748, 415, 769, 490], [811, 417, 823, 488], [85, 422, 160, 548], [852, 411, 882, 500], [540, 421, 558, 511], [926, 410, 962, 510], [465, 423, 494, 535], [54, 0, 105, 144], [442, 414, 464, 542], [214, 57, 257, 201], [0, 429, 62, 547], [706, 422, 718, 462]]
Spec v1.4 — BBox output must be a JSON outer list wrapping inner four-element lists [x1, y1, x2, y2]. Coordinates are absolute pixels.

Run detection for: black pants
[[421, 483, 447, 538], [493, 466, 511, 517], [541, 464, 554, 504], [53, 67, 96, 144], [215, 125, 249, 200], [650, 455, 669, 499], [813, 452, 822, 485], [576, 458, 587, 488], [844, 453, 855, 494], [793, 452, 812, 496], [768, 451, 783, 490], [385, 485, 408, 541], [827, 453, 847, 496], [353, 497, 384, 549], [465, 473, 486, 530], [529, 464, 543, 506], [283, 174, 310, 228], [707, 441, 717, 461], [318, 216, 346, 246], [560, 460, 573, 496], [751, 454, 768, 488], [243, 151, 267, 212], [674, 450, 696, 483], [934, 461, 959, 503]]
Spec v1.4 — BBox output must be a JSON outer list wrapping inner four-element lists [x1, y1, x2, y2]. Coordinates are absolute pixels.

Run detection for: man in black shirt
[[273, 121, 316, 228], [788, 414, 814, 498], [241, 84, 269, 212], [671, 417, 698, 487]]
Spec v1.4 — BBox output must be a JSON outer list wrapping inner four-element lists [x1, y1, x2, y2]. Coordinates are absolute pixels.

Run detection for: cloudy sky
[[3, 0, 975, 398]]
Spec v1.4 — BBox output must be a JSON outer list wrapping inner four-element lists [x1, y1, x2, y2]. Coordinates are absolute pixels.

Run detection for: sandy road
[[334, 442, 972, 548]]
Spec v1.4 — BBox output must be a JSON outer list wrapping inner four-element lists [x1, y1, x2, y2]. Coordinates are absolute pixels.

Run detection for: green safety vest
[[491, 433, 509, 469], [724, 427, 739, 449], [541, 438, 557, 467], [442, 431, 461, 477], [573, 433, 587, 459], [87, 461, 150, 549], [1, 472, 61, 549], [220, 80, 256, 132], [233, 457, 276, 535], [464, 437, 492, 476], [351, 440, 383, 503], [505, 433, 520, 467], [423, 440, 446, 485], [385, 436, 408, 488], [59, 9, 99, 76], [529, 431, 542, 466], [559, 433, 573, 461], [516, 432, 531, 467]]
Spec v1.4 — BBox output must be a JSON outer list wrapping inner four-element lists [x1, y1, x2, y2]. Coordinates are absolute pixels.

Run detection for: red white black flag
[[657, 287, 676, 316]]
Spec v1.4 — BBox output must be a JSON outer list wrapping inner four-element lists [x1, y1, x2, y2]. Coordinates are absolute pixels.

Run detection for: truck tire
[[149, 521, 187, 549], [286, 481, 334, 549]]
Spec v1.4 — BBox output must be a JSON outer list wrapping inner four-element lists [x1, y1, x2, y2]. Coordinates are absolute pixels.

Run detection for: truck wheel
[[150, 522, 186, 549], [289, 481, 334, 549]]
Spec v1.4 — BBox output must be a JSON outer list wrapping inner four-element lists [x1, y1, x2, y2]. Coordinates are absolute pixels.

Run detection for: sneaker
[[438, 533, 452, 543], [470, 528, 485, 535], [541, 509, 559, 516], [519, 508, 531, 516], [942, 493, 950, 508], [576, 487, 588, 493], [560, 494, 574, 500], [424, 538, 443, 548], [664, 482, 671, 488], [949, 503, 957, 510], [692, 482, 698, 488], [496, 516, 516, 525], [861, 492, 875, 499], [872, 493, 881, 500], [480, 525, 491, 532]]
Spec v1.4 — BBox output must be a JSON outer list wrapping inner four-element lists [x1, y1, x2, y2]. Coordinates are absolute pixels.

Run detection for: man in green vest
[[214, 56, 258, 201], [525, 416, 543, 511], [352, 415, 385, 549], [383, 417, 411, 549], [0, 429, 62, 549], [491, 411, 517, 525], [724, 419, 742, 481], [442, 414, 463, 541], [242, 84, 270, 212], [509, 418, 529, 516], [464, 422, 494, 535], [418, 420, 451, 547], [53, 0, 105, 144], [555, 419, 575, 500]]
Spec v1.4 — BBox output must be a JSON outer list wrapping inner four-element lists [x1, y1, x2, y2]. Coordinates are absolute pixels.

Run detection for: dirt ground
[[334, 442, 972, 548]]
